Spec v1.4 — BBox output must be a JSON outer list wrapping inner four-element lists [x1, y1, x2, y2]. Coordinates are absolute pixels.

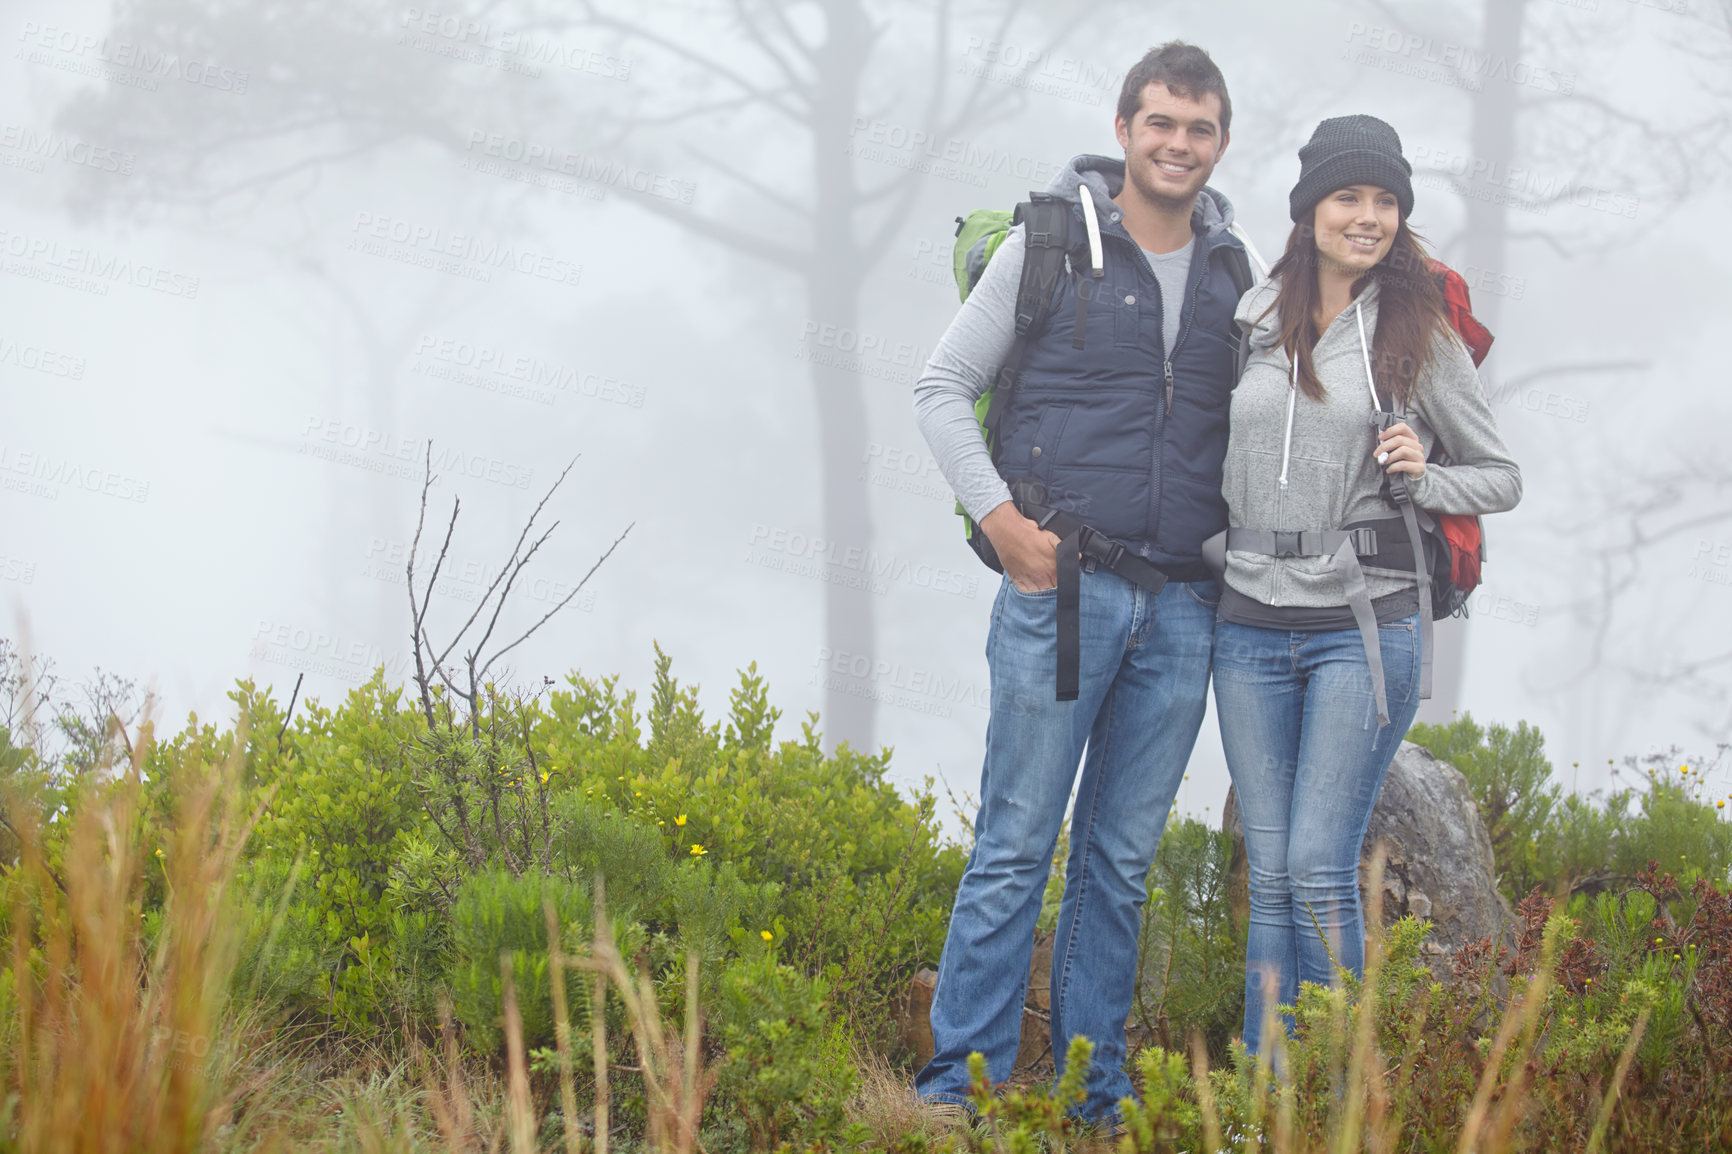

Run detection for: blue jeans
[[915, 567, 1218, 1122], [1211, 613, 1422, 1057]]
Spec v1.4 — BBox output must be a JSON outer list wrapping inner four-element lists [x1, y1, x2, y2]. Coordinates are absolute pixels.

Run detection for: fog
[[3, 0, 1728, 834]]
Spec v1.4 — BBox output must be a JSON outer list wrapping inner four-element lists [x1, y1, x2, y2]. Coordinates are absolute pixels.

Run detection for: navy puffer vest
[[995, 162, 1246, 580]]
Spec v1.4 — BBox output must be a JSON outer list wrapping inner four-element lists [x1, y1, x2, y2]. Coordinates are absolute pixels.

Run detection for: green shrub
[[245, 673, 422, 1029], [448, 868, 591, 1050], [1133, 816, 1245, 1059], [1409, 715, 1732, 900], [713, 953, 858, 1150]]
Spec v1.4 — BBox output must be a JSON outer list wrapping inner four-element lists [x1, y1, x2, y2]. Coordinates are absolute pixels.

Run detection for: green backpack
[[949, 194, 1076, 573]]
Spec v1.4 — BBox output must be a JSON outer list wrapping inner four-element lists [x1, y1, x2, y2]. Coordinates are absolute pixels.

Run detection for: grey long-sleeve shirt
[[910, 224, 1030, 525]]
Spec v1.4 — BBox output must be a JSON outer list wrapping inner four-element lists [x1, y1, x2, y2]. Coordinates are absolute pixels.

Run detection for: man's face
[[1114, 82, 1228, 211]]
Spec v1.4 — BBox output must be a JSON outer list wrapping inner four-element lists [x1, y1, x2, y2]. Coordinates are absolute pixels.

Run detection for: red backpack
[[1420, 260, 1491, 616]]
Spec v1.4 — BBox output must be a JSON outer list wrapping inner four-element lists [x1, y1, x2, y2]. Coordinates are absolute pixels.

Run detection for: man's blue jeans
[[1211, 613, 1422, 1057], [915, 567, 1218, 1122]]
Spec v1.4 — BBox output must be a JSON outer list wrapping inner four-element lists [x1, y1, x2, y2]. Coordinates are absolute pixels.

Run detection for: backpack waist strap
[[1201, 515, 1420, 728]]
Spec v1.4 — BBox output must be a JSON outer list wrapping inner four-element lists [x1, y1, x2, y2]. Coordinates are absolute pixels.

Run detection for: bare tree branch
[[480, 522, 636, 679], [574, 0, 808, 122], [689, 146, 814, 217], [276, 674, 304, 749], [432, 458, 580, 676], [730, 0, 816, 101]]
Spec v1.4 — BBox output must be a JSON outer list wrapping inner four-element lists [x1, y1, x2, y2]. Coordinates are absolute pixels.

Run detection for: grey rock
[[1222, 741, 1515, 978]]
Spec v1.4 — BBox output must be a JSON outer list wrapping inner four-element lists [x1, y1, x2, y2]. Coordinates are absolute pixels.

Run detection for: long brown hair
[[1260, 215, 1454, 409]]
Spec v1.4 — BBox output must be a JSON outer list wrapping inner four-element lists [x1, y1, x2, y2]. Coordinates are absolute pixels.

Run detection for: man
[[911, 42, 1250, 1124]]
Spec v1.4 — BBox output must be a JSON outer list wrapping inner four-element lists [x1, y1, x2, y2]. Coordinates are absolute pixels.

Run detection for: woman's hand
[[1374, 421, 1426, 478]]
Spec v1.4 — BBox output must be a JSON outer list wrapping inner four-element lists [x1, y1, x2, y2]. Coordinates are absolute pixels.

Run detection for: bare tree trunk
[[807, 0, 876, 751], [1421, 0, 1527, 724]]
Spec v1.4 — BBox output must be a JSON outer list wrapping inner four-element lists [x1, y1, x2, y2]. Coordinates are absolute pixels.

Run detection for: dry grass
[[846, 1045, 958, 1146], [2, 719, 261, 1154]]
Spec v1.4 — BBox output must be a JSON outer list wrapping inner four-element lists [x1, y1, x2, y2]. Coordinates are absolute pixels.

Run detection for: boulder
[[1222, 741, 1515, 977]]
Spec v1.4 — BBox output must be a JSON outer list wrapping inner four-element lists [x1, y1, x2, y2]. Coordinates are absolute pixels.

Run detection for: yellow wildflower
[[690, 844, 707, 857], [761, 930, 774, 942], [675, 814, 687, 827]]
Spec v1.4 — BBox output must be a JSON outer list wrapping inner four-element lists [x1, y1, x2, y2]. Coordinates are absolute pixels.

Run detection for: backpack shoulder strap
[[1221, 243, 1254, 300], [980, 195, 1071, 464], [1227, 221, 1270, 279], [1219, 238, 1256, 382]]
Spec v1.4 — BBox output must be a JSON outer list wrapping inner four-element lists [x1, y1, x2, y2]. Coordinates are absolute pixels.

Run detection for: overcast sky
[[4, 0, 1729, 834]]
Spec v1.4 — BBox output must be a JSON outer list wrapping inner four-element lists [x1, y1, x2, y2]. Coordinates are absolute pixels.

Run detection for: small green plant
[[966, 1034, 1096, 1151], [714, 953, 858, 1150], [447, 868, 591, 1050]]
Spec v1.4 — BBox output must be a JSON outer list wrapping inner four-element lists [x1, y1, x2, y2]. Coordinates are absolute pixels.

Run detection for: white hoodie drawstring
[[1355, 300, 1382, 414], [1278, 354, 1297, 489], [1076, 183, 1104, 274]]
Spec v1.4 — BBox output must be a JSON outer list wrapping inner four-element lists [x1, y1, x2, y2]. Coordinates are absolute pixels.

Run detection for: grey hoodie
[[1220, 275, 1522, 610]]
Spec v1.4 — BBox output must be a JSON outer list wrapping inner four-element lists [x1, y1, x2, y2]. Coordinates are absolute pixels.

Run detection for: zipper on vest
[[1163, 359, 1175, 417]]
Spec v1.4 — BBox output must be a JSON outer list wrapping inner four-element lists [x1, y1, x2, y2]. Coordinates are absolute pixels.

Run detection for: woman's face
[[1311, 184, 1400, 275]]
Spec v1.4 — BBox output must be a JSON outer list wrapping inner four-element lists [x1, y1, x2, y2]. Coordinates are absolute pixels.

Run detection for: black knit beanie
[[1288, 114, 1414, 222]]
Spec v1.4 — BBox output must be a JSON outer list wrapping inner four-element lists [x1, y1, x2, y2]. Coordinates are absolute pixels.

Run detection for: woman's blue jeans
[[1211, 612, 1422, 1057], [915, 567, 1219, 1122]]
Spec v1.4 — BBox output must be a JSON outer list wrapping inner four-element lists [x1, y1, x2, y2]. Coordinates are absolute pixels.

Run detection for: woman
[[1209, 115, 1522, 1056]]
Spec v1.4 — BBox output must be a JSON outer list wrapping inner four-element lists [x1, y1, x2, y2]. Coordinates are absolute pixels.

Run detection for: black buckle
[[1273, 531, 1302, 558], [1078, 529, 1125, 569]]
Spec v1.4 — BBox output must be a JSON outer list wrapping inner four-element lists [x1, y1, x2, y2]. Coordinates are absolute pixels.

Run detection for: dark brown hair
[[1261, 215, 1454, 409], [1117, 42, 1231, 137]]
